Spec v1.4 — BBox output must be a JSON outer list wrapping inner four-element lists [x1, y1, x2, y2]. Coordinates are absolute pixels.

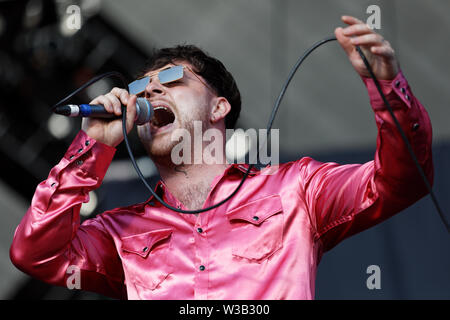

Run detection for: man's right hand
[[82, 87, 138, 147]]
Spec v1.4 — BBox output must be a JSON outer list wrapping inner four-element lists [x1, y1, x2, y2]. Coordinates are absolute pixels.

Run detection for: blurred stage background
[[0, 0, 449, 299]]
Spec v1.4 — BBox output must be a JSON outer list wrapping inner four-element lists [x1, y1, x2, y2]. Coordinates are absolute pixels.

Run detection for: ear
[[210, 97, 231, 124]]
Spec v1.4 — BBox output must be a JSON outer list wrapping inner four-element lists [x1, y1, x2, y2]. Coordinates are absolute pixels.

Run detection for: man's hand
[[81, 87, 137, 147], [335, 15, 399, 80]]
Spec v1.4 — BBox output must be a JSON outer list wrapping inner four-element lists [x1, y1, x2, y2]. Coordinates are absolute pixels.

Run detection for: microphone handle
[[54, 98, 152, 125], [79, 104, 118, 118]]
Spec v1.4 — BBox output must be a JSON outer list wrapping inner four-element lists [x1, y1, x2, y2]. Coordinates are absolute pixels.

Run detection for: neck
[[157, 162, 228, 185], [154, 156, 229, 211]]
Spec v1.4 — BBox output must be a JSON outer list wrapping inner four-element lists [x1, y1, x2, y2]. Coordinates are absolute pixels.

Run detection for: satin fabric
[[10, 71, 433, 299]]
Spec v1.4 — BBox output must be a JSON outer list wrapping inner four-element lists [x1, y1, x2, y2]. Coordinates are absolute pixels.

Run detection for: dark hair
[[140, 45, 241, 129]]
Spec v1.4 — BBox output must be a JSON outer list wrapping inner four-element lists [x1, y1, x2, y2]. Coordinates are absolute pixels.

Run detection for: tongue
[[152, 108, 175, 127]]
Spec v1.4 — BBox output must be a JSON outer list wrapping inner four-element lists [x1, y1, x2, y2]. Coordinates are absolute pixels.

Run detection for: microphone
[[54, 98, 153, 125]]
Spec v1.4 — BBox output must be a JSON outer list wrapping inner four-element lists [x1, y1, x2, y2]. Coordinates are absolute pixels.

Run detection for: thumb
[[334, 27, 354, 55]]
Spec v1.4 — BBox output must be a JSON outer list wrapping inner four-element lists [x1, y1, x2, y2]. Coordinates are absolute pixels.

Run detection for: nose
[[144, 77, 165, 98]]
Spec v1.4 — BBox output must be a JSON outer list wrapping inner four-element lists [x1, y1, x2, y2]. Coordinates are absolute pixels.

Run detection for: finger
[[351, 33, 384, 46], [334, 27, 354, 55], [111, 87, 130, 105], [125, 95, 137, 133], [370, 44, 395, 59], [342, 23, 373, 37], [341, 15, 365, 25], [90, 95, 114, 113], [104, 93, 123, 116]]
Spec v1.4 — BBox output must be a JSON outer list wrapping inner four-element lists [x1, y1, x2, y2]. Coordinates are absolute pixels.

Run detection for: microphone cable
[[53, 36, 449, 232], [51, 71, 128, 112]]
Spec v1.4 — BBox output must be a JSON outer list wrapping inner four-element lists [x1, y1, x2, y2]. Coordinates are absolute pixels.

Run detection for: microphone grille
[[135, 98, 153, 125]]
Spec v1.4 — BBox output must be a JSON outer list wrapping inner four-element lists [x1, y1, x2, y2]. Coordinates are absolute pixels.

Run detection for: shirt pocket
[[226, 194, 284, 263], [120, 228, 173, 290]]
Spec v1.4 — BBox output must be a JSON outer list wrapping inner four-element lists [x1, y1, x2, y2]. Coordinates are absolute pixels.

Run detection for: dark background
[[1, 0, 449, 299]]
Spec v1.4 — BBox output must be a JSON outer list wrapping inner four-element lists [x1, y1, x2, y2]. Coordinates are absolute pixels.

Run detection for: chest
[[175, 180, 212, 211]]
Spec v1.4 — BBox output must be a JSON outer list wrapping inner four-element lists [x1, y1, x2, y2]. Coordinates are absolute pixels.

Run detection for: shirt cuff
[[63, 130, 116, 180], [361, 70, 414, 111]]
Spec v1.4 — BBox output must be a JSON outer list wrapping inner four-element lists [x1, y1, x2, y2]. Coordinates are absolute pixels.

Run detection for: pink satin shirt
[[10, 71, 433, 299]]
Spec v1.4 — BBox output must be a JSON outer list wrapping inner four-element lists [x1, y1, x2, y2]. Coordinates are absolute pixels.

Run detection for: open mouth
[[151, 105, 176, 130]]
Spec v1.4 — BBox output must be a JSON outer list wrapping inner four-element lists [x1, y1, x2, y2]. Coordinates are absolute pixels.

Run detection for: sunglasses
[[128, 65, 211, 96]]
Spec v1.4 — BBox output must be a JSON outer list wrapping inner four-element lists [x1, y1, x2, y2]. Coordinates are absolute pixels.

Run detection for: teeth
[[151, 105, 175, 128]]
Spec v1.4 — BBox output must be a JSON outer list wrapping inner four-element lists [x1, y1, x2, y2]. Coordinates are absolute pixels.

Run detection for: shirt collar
[[226, 163, 260, 176], [142, 181, 164, 207]]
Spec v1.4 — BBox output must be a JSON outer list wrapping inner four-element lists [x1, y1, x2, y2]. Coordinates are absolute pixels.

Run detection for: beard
[[137, 106, 209, 164]]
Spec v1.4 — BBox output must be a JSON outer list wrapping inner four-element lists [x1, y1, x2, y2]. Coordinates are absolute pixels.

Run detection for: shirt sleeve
[[9, 130, 127, 299], [299, 70, 434, 252]]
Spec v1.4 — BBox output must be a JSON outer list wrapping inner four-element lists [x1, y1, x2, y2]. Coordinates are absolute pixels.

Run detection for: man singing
[[10, 16, 433, 299]]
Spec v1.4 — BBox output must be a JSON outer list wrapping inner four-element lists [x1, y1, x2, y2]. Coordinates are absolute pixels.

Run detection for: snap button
[[252, 216, 259, 221], [395, 80, 401, 88], [78, 148, 83, 153], [412, 123, 420, 131], [51, 182, 56, 187], [400, 87, 406, 94], [405, 94, 410, 101], [197, 228, 203, 233], [70, 155, 75, 160], [143, 247, 148, 252], [85, 140, 90, 146], [199, 265, 205, 271]]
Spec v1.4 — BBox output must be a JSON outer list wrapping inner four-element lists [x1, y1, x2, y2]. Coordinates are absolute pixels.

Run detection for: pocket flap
[[226, 194, 283, 226], [121, 228, 173, 258]]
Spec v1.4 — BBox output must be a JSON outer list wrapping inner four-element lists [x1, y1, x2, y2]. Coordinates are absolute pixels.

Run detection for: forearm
[[364, 69, 433, 204], [306, 70, 433, 250], [10, 130, 116, 283]]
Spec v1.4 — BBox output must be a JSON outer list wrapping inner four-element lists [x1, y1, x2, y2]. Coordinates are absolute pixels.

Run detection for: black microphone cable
[[52, 36, 449, 232], [51, 71, 128, 112]]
